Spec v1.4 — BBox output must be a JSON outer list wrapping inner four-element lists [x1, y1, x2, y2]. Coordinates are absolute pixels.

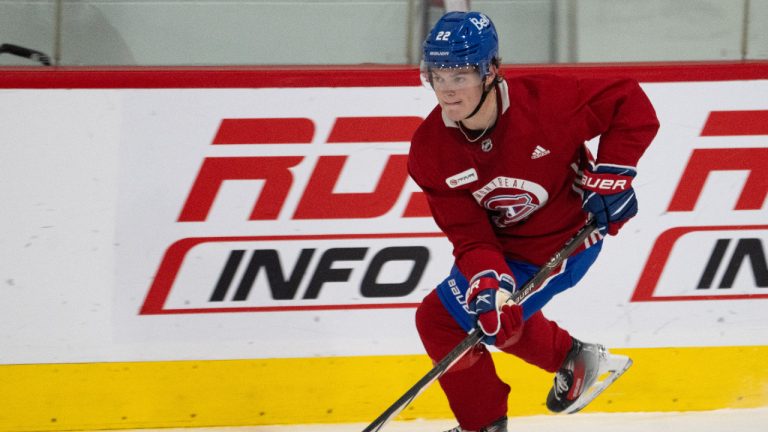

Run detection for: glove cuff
[[466, 276, 498, 305]]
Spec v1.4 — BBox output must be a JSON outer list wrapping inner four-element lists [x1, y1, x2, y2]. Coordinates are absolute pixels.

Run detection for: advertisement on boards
[[0, 67, 766, 364]]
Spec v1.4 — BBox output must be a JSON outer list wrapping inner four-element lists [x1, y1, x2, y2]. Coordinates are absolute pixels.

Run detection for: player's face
[[429, 67, 485, 121]]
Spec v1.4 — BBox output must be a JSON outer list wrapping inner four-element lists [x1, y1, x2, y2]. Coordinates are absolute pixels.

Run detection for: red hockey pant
[[415, 290, 573, 431]]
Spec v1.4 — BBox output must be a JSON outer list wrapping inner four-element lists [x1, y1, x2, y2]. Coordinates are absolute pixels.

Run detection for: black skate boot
[[442, 416, 507, 432], [546, 338, 633, 414]]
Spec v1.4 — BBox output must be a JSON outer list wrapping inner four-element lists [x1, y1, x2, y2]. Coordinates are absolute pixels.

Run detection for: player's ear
[[485, 62, 500, 85]]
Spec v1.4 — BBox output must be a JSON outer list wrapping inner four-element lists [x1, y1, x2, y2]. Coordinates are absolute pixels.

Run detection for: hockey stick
[[361, 220, 598, 432], [0, 43, 52, 66]]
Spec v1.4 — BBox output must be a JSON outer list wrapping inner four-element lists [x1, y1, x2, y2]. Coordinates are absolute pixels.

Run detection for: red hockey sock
[[499, 310, 573, 372], [415, 290, 509, 431]]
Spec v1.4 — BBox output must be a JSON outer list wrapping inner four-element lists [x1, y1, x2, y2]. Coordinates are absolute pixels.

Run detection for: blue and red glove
[[580, 164, 638, 236], [466, 271, 524, 347]]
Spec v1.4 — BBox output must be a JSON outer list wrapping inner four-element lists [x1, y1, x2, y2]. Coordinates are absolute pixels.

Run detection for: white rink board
[[1, 79, 767, 365]]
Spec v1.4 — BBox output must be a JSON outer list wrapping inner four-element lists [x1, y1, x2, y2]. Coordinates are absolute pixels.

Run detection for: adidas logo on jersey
[[531, 145, 550, 159]]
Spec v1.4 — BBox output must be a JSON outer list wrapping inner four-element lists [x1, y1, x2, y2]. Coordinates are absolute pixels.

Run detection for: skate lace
[[554, 371, 570, 394]]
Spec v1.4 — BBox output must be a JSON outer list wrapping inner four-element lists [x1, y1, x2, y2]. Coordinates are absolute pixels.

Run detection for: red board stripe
[[701, 110, 768, 136], [327, 116, 423, 143], [0, 66, 422, 88], [2, 61, 767, 89], [213, 118, 314, 144]]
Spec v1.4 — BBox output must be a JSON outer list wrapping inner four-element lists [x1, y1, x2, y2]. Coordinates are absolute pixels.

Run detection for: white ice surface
[[100, 407, 768, 432]]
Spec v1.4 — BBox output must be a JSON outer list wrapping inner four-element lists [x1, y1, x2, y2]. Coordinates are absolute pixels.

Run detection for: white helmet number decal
[[435, 31, 451, 41]]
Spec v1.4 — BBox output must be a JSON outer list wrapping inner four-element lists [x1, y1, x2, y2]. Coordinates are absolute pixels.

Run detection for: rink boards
[[1, 63, 767, 431]]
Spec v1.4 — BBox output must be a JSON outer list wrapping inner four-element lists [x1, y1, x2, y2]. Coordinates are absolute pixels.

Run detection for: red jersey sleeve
[[416, 181, 511, 281], [575, 78, 660, 167]]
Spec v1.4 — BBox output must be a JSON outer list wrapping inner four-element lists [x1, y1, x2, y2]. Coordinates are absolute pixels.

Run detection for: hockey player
[[409, 11, 659, 432]]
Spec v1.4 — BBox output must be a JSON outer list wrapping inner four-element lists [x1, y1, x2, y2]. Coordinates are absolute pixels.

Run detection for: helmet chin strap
[[463, 80, 494, 121]]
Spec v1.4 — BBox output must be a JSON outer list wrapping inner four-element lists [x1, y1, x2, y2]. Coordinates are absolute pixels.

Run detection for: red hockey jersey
[[408, 74, 659, 282]]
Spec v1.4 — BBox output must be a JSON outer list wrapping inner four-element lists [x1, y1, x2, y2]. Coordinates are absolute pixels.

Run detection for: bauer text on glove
[[580, 164, 637, 236]]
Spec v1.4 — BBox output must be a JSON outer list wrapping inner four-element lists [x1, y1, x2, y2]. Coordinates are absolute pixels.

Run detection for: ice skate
[[442, 416, 507, 432], [546, 338, 632, 414]]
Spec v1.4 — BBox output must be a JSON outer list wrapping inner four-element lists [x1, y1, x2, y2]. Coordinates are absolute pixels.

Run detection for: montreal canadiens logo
[[473, 176, 549, 227], [485, 194, 538, 226]]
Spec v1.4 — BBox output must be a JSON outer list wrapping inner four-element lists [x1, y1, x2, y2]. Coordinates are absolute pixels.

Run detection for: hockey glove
[[466, 271, 523, 346], [580, 165, 638, 236], [494, 304, 524, 348]]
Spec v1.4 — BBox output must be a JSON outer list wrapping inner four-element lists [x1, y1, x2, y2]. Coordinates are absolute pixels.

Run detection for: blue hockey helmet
[[422, 11, 499, 80]]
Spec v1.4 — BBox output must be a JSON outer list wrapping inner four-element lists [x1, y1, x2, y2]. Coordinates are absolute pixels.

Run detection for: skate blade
[[561, 354, 633, 415]]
